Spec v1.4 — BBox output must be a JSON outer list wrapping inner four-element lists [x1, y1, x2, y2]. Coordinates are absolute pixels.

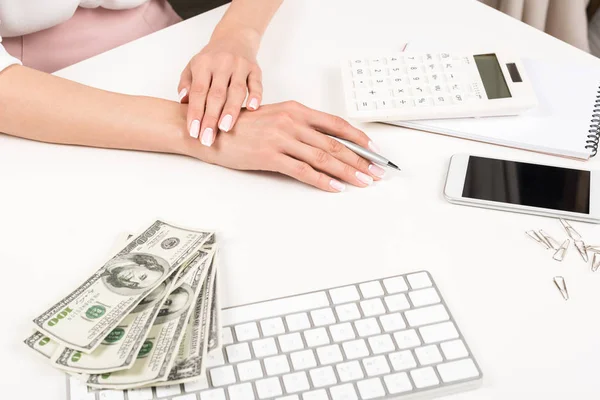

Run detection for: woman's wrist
[[209, 26, 262, 55]]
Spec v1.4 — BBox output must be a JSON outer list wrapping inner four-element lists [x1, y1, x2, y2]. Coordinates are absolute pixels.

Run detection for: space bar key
[[222, 291, 330, 326]]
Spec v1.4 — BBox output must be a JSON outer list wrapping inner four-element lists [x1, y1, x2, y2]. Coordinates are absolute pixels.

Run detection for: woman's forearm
[[210, 0, 283, 51], [0, 65, 192, 156]]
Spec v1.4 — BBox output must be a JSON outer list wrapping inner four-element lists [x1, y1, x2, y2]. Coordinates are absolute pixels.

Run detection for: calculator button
[[389, 66, 404, 76], [353, 79, 369, 89], [428, 74, 444, 83], [369, 58, 384, 67], [372, 79, 388, 88], [376, 99, 393, 110], [356, 101, 375, 111], [425, 63, 440, 73], [390, 76, 407, 87], [424, 53, 436, 62], [370, 68, 387, 77], [415, 97, 432, 107], [407, 65, 424, 75], [449, 83, 462, 93], [410, 86, 429, 95], [395, 99, 414, 108], [446, 72, 459, 82], [404, 55, 422, 62], [409, 75, 427, 84], [351, 59, 366, 66], [431, 84, 448, 94], [452, 94, 465, 104], [356, 89, 381, 99], [433, 96, 450, 106], [386, 55, 402, 65], [352, 67, 369, 77], [442, 62, 455, 71], [439, 53, 452, 60]]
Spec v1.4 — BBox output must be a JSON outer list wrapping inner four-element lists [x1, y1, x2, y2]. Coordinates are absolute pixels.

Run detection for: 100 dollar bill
[[33, 221, 212, 354]]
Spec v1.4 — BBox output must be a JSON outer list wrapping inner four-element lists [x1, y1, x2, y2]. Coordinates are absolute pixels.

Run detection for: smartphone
[[444, 154, 600, 223]]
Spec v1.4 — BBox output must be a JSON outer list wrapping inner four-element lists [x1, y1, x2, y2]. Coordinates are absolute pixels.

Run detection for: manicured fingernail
[[248, 98, 259, 110], [189, 119, 200, 138], [178, 88, 188, 102], [368, 164, 385, 177], [219, 114, 233, 132], [356, 171, 373, 185], [368, 141, 380, 153], [329, 179, 346, 192], [201, 128, 214, 146]]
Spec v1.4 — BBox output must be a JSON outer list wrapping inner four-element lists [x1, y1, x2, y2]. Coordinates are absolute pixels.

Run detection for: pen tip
[[388, 161, 401, 171]]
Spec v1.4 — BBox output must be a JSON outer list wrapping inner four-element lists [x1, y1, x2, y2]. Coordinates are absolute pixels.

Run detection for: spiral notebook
[[390, 59, 600, 160]]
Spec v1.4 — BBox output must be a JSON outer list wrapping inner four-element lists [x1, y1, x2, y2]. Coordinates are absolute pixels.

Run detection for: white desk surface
[[2, 0, 600, 398]]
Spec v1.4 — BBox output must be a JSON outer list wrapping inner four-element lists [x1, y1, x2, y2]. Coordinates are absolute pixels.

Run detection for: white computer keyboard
[[68, 271, 482, 400], [340, 51, 537, 122]]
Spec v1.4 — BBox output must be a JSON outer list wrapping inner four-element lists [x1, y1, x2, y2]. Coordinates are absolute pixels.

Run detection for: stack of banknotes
[[24, 220, 221, 391]]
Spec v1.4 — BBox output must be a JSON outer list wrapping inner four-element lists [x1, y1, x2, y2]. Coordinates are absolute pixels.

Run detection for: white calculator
[[341, 51, 537, 122]]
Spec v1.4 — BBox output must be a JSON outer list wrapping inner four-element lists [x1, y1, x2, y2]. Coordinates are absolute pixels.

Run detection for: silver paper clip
[[559, 219, 582, 241], [526, 230, 550, 249], [553, 239, 570, 261], [592, 253, 600, 272], [574, 240, 589, 262], [553, 276, 569, 300], [538, 230, 560, 250]]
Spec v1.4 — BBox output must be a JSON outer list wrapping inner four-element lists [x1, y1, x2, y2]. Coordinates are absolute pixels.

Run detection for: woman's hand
[[178, 32, 263, 147], [185, 101, 386, 192]]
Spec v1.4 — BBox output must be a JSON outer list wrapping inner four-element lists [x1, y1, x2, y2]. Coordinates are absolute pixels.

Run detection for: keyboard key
[[261, 317, 285, 336], [407, 64, 424, 74], [452, 93, 465, 103], [330, 286, 360, 304], [405, 55, 422, 62], [253, 337, 278, 358], [367, 334, 395, 354], [390, 76, 407, 86], [210, 365, 237, 387], [370, 68, 387, 77], [184, 377, 209, 392], [342, 339, 369, 359], [433, 95, 451, 106], [372, 78, 389, 88], [279, 332, 304, 352], [155, 385, 181, 397], [415, 345, 443, 365], [311, 308, 336, 327], [309, 366, 337, 387], [376, 99, 393, 109], [200, 388, 227, 400], [303, 389, 329, 400], [395, 98, 414, 107], [356, 100, 376, 111], [282, 371, 310, 393], [264, 355, 291, 375], [255, 377, 283, 399], [362, 355, 391, 376], [237, 360, 264, 381], [393, 329, 421, 349], [127, 388, 153, 400], [354, 318, 381, 337], [353, 79, 369, 89], [384, 294, 410, 312], [410, 75, 427, 84], [329, 322, 356, 342], [410, 367, 440, 389], [389, 66, 404, 76], [206, 349, 226, 367], [357, 378, 386, 400], [352, 67, 369, 77], [226, 343, 252, 363], [304, 327, 330, 347], [405, 304, 449, 327], [419, 321, 459, 344], [351, 58, 366, 66], [379, 313, 406, 332], [222, 327, 234, 345], [383, 372, 413, 394], [286, 313, 311, 331], [360, 299, 385, 317], [383, 277, 408, 293], [336, 360, 364, 382], [388, 350, 417, 371], [359, 281, 384, 298], [290, 349, 317, 370], [437, 359, 479, 383], [411, 288, 440, 307], [316, 344, 344, 365], [236, 322, 260, 342], [222, 292, 328, 326], [228, 383, 255, 400], [441, 339, 469, 360], [330, 383, 358, 400], [335, 303, 361, 322], [98, 390, 125, 400], [415, 97, 432, 107]]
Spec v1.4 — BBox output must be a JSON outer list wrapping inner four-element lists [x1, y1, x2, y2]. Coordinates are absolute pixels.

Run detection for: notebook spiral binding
[[585, 89, 600, 157]]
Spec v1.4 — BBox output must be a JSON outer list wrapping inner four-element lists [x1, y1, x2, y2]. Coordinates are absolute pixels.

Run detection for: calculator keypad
[[347, 53, 484, 112]]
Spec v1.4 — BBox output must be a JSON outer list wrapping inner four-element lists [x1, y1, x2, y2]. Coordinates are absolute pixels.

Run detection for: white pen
[[325, 135, 401, 170]]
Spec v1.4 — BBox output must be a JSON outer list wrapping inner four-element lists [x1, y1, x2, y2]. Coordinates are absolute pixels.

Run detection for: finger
[[283, 139, 373, 188], [292, 102, 378, 152], [296, 126, 385, 180], [200, 74, 230, 146], [187, 69, 212, 139], [246, 67, 263, 111], [218, 70, 250, 132], [177, 64, 192, 103], [276, 155, 345, 193]]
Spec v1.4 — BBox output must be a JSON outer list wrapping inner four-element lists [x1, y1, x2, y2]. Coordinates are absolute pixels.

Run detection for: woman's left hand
[[178, 33, 263, 147]]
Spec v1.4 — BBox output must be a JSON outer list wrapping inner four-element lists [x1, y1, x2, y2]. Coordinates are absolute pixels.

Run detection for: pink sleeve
[[0, 35, 21, 72]]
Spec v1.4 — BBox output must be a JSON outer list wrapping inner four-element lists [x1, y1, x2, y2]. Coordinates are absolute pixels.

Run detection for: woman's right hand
[[184, 101, 385, 192]]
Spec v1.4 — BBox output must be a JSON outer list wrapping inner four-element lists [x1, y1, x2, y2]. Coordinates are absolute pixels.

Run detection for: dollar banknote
[[208, 256, 221, 353], [151, 252, 218, 386], [24, 331, 60, 360], [87, 249, 214, 389], [33, 221, 213, 354]]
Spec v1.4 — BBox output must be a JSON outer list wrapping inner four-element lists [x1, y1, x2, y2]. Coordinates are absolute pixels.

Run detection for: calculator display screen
[[463, 156, 590, 213], [473, 54, 512, 99]]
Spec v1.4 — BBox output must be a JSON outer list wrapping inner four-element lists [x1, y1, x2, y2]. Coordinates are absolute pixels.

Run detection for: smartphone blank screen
[[462, 156, 590, 213]]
